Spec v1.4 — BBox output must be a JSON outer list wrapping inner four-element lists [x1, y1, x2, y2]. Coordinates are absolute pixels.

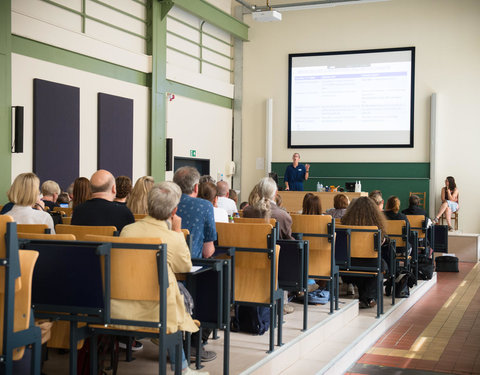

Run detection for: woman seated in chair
[[127, 176, 155, 215], [341, 196, 388, 309], [384, 196, 411, 254], [433, 176, 459, 231], [325, 193, 349, 219], [5, 172, 55, 233], [120, 181, 209, 375], [197, 181, 228, 223], [301, 193, 323, 215]]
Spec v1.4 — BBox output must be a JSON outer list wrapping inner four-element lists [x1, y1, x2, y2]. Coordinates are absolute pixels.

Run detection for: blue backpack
[[233, 306, 271, 335]]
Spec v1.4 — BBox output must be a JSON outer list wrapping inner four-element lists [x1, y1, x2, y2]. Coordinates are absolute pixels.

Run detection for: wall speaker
[[12, 106, 24, 153], [166, 138, 173, 171]]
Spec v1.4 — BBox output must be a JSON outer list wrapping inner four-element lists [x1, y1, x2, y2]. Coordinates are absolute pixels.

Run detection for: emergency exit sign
[[190, 150, 196, 157]]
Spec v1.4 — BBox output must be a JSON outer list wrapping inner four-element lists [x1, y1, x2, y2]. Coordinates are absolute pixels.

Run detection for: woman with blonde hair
[[6, 172, 55, 232], [127, 176, 155, 214]]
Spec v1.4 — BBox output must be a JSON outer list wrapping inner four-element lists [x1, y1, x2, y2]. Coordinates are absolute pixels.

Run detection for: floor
[[347, 262, 480, 375]]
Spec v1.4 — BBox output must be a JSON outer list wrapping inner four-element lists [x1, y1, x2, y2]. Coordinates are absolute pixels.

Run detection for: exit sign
[[190, 150, 196, 157]]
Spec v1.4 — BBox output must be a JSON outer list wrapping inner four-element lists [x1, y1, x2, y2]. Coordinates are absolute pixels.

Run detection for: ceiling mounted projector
[[252, 10, 282, 22]]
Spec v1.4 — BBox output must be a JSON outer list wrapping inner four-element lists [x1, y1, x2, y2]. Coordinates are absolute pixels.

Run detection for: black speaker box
[[13, 106, 24, 153], [166, 138, 173, 171]]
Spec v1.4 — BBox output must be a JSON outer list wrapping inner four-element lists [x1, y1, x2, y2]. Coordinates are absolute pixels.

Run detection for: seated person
[[302, 194, 322, 215], [127, 176, 155, 215], [41, 180, 61, 211], [325, 193, 349, 219], [433, 176, 459, 231], [119, 182, 209, 375], [72, 177, 92, 209], [402, 194, 428, 217], [216, 181, 238, 217], [369, 190, 384, 211], [114, 175, 132, 205], [198, 181, 228, 223], [71, 169, 134, 232], [384, 196, 411, 253], [56, 192, 70, 207], [6, 172, 55, 233], [341, 197, 388, 309]]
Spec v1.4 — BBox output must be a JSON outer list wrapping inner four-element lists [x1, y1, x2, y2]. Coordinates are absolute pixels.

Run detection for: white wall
[[165, 95, 233, 186], [11, 53, 150, 182], [241, 0, 480, 233]]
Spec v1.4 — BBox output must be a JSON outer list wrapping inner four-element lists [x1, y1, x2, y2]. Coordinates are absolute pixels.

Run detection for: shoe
[[359, 299, 376, 309], [283, 304, 295, 314], [183, 366, 210, 375], [432, 217, 439, 224], [448, 226, 454, 232], [347, 283, 355, 296], [119, 340, 143, 351], [190, 346, 217, 363], [307, 283, 319, 293], [151, 338, 159, 346]]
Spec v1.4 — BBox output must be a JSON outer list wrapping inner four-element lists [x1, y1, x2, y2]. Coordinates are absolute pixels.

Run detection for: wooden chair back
[[134, 214, 148, 221], [55, 224, 117, 241], [53, 207, 73, 216], [16, 224, 49, 234], [216, 222, 279, 304], [385, 220, 408, 247], [84, 235, 164, 302], [406, 215, 426, 239], [233, 217, 276, 227], [291, 214, 333, 277], [18, 233, 76, 241], [336, 224, 380, 258], [62, 217, 72, 225]]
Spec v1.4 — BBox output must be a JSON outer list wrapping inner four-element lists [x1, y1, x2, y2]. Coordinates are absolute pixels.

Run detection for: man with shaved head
[[71, 169, 135, 232], [216, 181, 238, 217]]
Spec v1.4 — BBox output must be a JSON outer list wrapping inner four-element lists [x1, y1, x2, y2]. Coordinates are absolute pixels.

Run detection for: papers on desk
[[190, 266, 203, 273]]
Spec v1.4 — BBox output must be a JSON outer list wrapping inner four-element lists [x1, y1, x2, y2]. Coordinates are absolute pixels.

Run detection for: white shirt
[[7, 205, 56, 233], [217, 196, 238, 217], [214, 207, 229, 223]]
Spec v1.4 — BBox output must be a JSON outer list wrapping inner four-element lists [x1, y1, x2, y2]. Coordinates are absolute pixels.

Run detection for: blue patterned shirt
[[177, 194, 217, 258]]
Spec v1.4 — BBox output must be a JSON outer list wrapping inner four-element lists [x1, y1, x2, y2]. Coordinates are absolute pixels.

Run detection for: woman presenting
[[284, 153, 310, 191], [433, 176, 459, 231]]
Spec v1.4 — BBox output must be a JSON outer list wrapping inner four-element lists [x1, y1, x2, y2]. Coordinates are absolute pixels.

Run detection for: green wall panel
[[272, 162, 430, 212], [0, 0, 12, 197]]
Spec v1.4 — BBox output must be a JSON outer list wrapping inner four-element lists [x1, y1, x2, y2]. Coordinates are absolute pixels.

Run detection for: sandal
[[432, 217, 439, 224]]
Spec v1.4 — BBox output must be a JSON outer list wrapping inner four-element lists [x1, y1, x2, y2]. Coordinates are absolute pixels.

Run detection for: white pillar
[[265, 98, 273, 175]]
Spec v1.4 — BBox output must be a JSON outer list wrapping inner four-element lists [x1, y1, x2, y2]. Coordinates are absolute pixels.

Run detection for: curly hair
[[115, 176, 132, 199], [341, 196, 386, 239]]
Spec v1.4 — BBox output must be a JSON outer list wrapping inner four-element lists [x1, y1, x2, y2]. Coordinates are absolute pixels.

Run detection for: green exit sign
[[190, 150, 196, 157]]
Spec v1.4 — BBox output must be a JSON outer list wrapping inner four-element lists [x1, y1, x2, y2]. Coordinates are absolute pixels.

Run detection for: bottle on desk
[[355, 180, 362, 192]]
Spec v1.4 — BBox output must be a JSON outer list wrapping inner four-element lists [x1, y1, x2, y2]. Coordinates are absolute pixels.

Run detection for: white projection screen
[[288, 47, 415, 148]]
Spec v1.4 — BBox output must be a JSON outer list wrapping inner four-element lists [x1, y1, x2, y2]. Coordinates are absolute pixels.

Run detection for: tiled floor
[[347, 262, 480, 375]]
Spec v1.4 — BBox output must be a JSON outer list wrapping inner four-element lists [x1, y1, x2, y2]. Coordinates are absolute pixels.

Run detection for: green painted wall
[[271, 162, 430, 212], [0, 0, 12, 197]]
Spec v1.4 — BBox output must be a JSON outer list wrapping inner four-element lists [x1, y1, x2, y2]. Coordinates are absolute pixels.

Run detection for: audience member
[[6, 173, 55, 232], [302, 194, 322, 215], [199, 175, 215, 184], [239, 201, 248, 210], [67, 182, 74, 202], [369, 190, 384, 211], [228, 189, 238, 205], [325, 193, 349, 219], [127, 176, 154, 214], [115, 175, 132, 205], [216, 181, 238, 217], [174, 167, 216, 259], [72, 177, 91, 209], [244, 177, 293, 240], [56, 192, 70, 206], [119, 182, 209, 375], [71, 170, 134, 232], [41, 180, 61, 211], [402, 195, 427, 217], [198, 182, 228, 223], [384, 196, 409, 223], [341, 196, 388, 309]]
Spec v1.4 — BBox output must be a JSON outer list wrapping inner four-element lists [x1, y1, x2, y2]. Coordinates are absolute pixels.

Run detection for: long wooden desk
[[277, 191, 367, 213]]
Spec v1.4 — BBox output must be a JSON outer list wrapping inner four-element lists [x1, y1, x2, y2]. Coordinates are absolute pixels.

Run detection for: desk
[[277, 191, 367, 213]]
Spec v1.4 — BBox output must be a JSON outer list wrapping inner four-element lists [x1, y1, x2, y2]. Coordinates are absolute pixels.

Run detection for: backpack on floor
[[385, 271, 416, 298], [436, 256, 459, 272], [417, 257, 434, 280], [295, 289, 330, 305], [233, 305, 271, 335]]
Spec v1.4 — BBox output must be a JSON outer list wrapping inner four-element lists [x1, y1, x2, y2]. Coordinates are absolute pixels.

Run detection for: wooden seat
[[53, 206, 73, 216], [0, 215, 42, 374], [233, 217, 279, 239], [83, 235, 183, 374], [55, 224, 117, 241], [18, 233, 76, 241], [134, 213, 147, 221], [291, 214, 338, 315], [335, 224, 384, 318], [216, 222, 283, 353], [61, 216, 72, 225], [406, 215, 432, 257], [17, 224, 50, 234]]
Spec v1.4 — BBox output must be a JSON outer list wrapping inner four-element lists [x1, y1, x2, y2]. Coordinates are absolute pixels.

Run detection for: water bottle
[[317, 182, 321, 192], [358, 180, 362, 192], [319, 183, 324, 192]]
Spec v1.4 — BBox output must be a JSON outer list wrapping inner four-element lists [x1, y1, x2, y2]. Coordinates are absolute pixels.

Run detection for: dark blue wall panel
[[33, 79, 79, 190], [97, 93, 133, 178]]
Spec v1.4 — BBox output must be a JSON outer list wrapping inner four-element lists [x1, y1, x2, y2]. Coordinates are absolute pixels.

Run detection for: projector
[[252, 10, 282, 22]]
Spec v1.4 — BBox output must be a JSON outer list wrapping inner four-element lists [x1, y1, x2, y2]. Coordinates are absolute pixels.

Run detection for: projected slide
[[288, 48, 415, 148]]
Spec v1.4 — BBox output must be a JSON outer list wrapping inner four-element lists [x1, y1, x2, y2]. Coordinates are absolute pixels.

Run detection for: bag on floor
[[385, 271, 416, 298], [417, 257, 434, 280], [435, 256, 459, 272], [296, 289, 330, 305], [234, 305, 270, 335]]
